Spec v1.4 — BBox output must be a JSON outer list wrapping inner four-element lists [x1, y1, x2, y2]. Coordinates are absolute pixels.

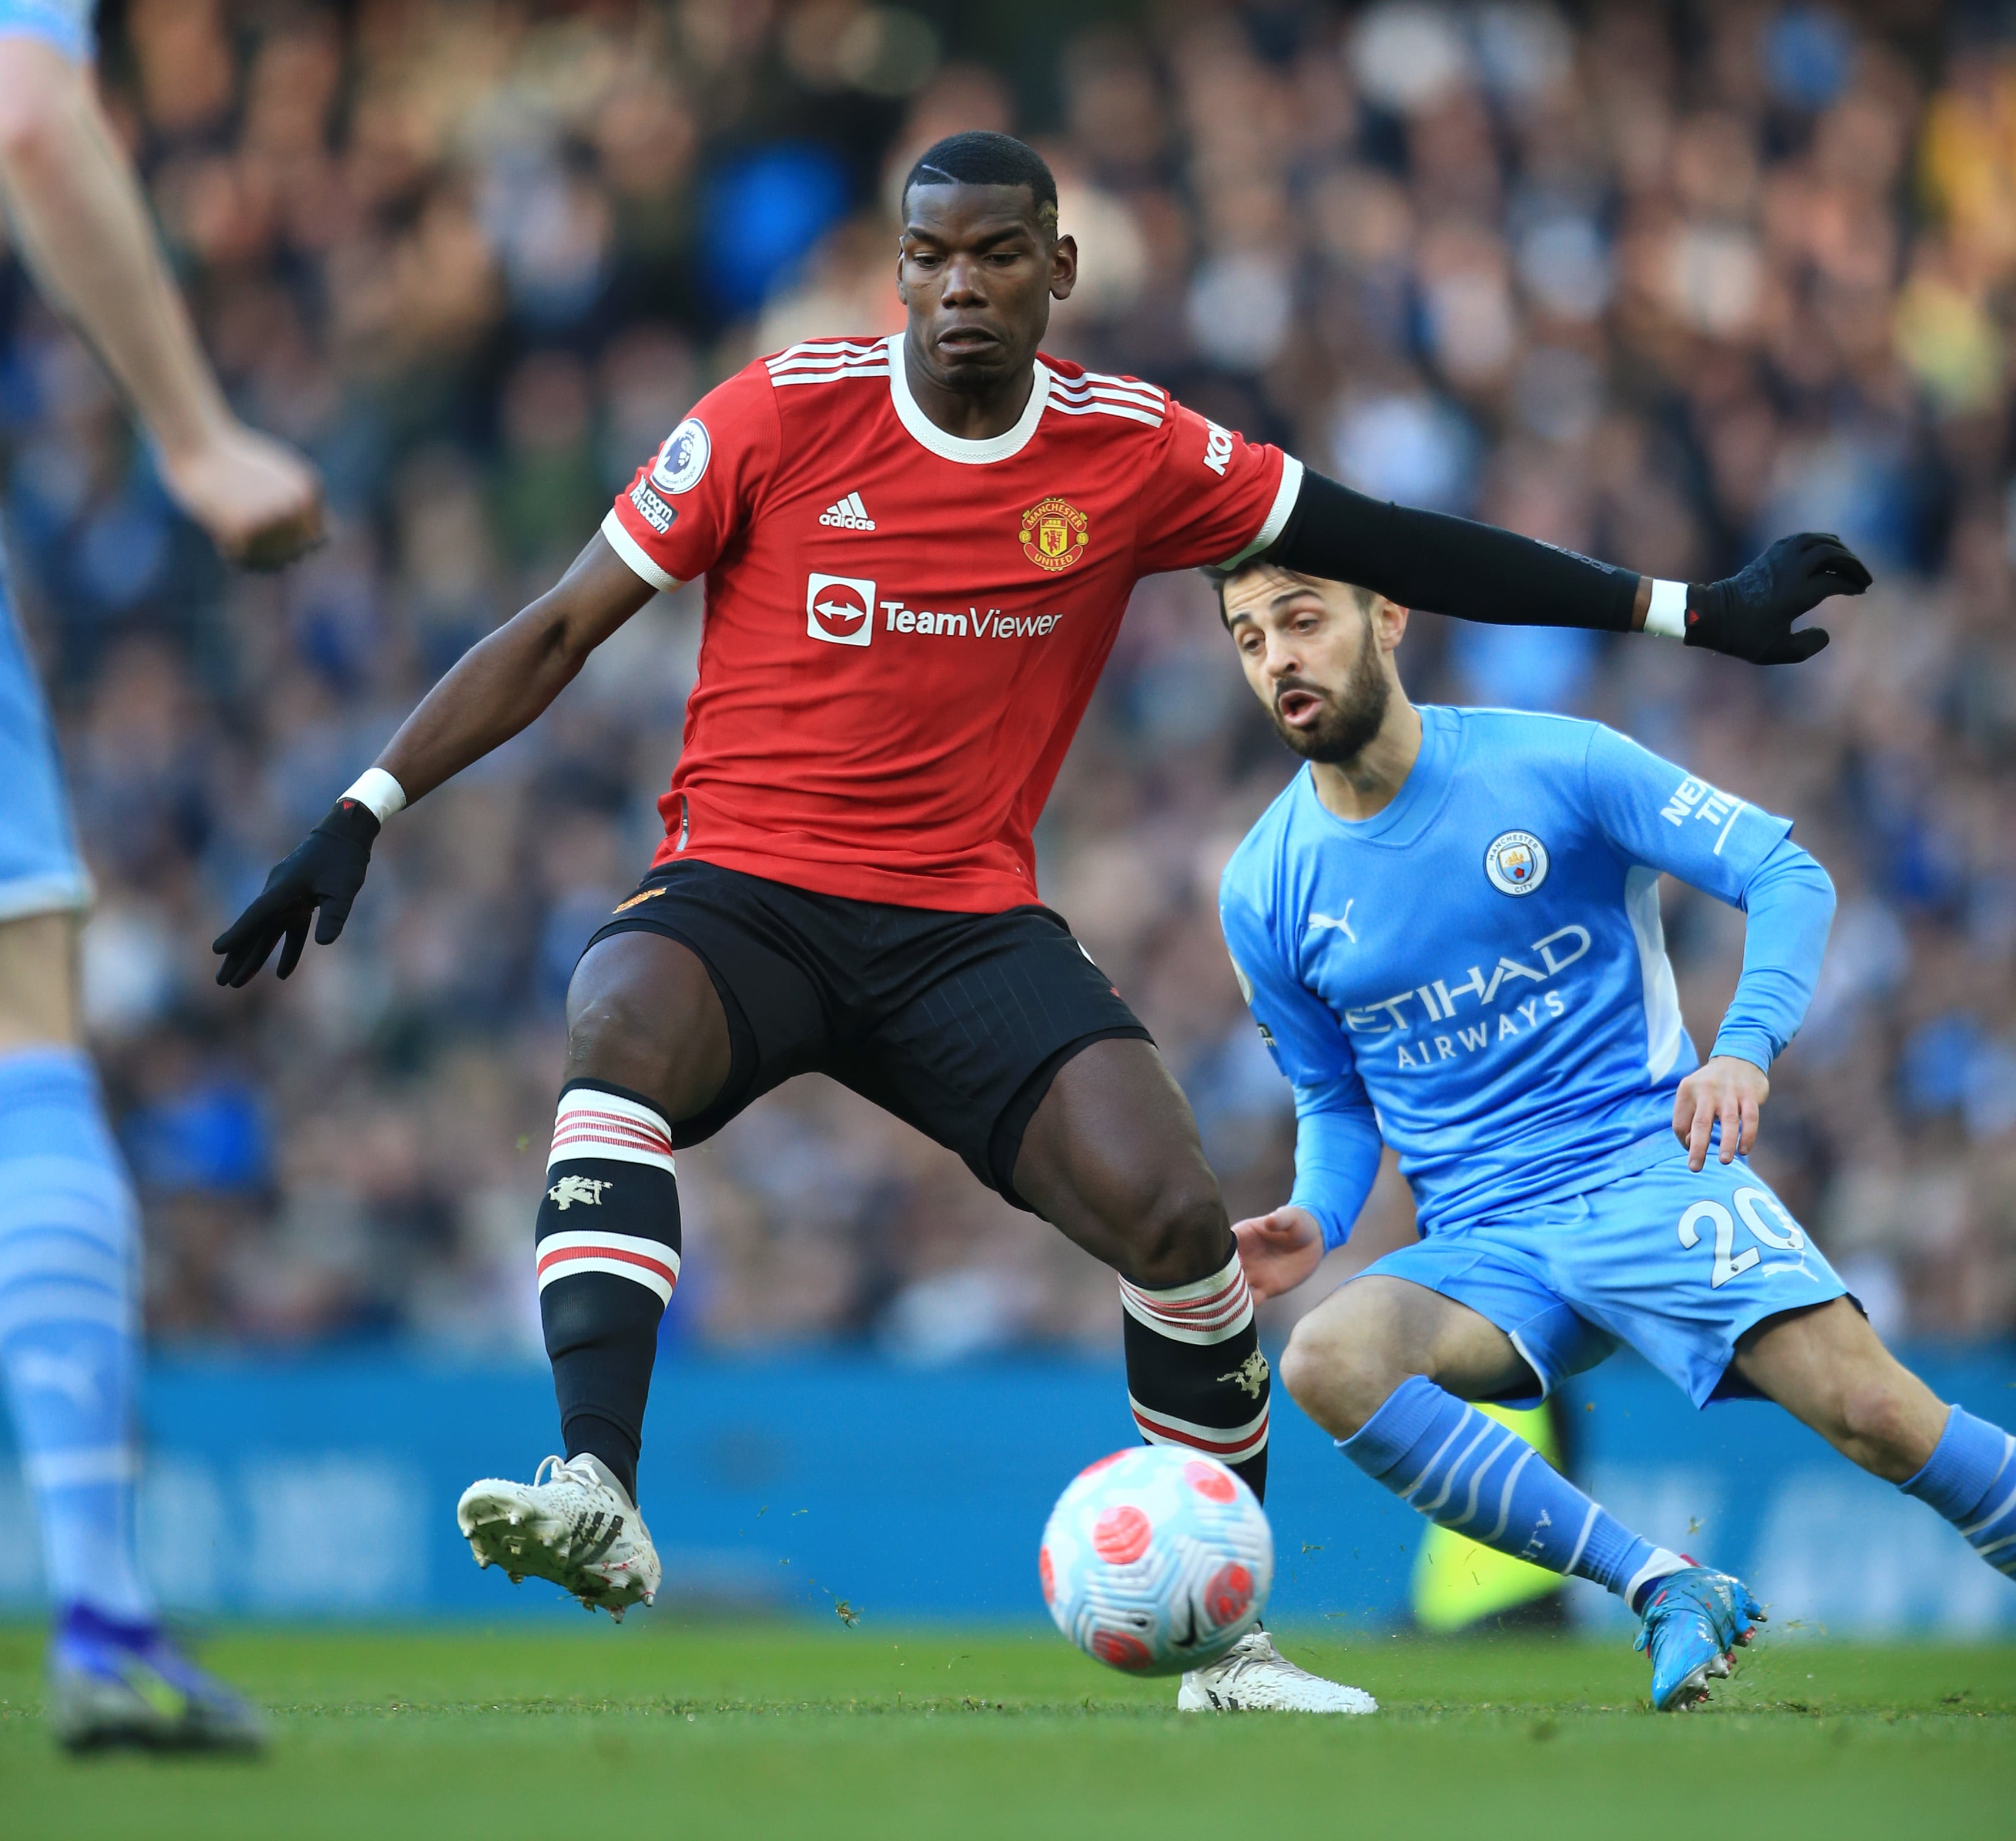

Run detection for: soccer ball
[[1039, 1445, 1273, 1676]]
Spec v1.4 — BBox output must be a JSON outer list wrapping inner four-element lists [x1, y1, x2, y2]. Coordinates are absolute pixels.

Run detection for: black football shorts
[[583, 859, 1151, 1207]]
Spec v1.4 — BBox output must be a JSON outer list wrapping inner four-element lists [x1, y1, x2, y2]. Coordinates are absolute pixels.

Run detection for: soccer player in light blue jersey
[[0, 3, 320, 1748], [1214, 562, 2016, 1711]]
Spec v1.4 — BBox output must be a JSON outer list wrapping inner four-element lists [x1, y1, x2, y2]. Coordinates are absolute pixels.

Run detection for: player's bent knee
[[562, 935, 731, 1121], [1275, 1331, 1330, 1415], [564, 979, 661, 1075], [1280, 1317, 1402, 1440], [1119, 1176, 1228, 1288]]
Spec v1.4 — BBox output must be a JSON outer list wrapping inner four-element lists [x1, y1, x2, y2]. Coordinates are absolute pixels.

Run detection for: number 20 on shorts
[[1677, 1187, 1807, 1289]]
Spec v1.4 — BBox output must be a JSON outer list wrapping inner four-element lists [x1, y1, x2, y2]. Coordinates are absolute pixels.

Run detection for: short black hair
[[902, 132, 1059, 235], [1204, 558, 1371, 629]]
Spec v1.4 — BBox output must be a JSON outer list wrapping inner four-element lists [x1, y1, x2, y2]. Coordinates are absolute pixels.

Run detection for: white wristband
[[343, 768, 407, 823], [1644, 578, 1689, 640]]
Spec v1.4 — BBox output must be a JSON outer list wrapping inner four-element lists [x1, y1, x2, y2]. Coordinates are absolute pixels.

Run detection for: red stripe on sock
[[550, 1129, 674, 1159], [555, 1106, 674, 1152], [1124, 1298, 1251, 1333], [1130, 1407, 1268, 1457], [1121, 1271, 1249, 1321], [554, 1114, 672, 1147], [536, 1244, 678, 1287]]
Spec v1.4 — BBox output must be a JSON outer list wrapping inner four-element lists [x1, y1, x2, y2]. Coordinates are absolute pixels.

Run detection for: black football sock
[[535, 1080, 681, 1504], [1119, 1243, 1271, 1502]]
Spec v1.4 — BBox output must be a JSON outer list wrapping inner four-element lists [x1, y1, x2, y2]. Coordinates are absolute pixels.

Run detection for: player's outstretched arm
[[1581, 727, 1837, 1169], [213, 535, 653, 986], [1673, 834, 1836, 1169], [0, 37, 322, 568], [1268, 471, 1870, 665], [371, 535, 654, 805], [1220, 890, 1385, 1293]]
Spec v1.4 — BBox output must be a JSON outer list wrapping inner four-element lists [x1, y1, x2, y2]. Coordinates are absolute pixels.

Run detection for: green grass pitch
[[3, 1622, 2011, 1840]]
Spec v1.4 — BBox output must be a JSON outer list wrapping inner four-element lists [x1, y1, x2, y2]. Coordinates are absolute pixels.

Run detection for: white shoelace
[[533, 1454, 608, 1496]]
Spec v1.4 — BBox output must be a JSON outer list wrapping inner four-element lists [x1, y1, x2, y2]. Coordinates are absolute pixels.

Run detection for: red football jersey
[[602, 334, 1302, 912]]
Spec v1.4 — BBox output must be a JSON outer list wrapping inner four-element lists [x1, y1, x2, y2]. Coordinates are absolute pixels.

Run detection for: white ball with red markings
[[1039, 1445, 1273, 1676]]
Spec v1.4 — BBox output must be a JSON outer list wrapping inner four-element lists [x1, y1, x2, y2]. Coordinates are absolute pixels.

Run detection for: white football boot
[[457, 1454, 661, 1619], [1177, 1631, 1378, 1713]]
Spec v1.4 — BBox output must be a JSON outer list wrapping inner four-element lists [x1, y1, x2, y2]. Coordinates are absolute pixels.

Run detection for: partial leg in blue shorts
[[0, 577, 261, 1748], [1279, 1151, 2016, 1708]]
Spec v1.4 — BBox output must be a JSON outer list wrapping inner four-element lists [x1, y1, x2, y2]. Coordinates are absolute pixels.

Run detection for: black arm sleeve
[[1267, 468, 1640, 633]]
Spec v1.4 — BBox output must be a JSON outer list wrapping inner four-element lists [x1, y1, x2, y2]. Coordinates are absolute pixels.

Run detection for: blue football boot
[[48, 1605, 267, 1752], [1633, 1565, 1764, 1712]]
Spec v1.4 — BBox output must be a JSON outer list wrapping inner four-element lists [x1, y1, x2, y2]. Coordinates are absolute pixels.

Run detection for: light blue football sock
[[1903, 1406, 2016, 1579], [0, 1046, 152, 1622], [1340, 1374, 1685, 1611]]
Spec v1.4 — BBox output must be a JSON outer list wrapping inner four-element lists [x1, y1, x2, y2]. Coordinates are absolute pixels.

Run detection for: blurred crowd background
[[1, 0, 2011, 1361]]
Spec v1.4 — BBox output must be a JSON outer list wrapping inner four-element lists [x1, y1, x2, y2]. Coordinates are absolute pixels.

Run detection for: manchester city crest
[[1484, 830, 1548, 896]]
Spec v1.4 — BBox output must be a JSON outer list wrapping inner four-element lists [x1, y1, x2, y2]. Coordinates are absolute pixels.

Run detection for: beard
[[1270, 622, 1391, 765]]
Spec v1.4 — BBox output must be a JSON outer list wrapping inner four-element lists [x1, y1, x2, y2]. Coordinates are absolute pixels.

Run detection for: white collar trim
[[884, 334, 1051, 464]]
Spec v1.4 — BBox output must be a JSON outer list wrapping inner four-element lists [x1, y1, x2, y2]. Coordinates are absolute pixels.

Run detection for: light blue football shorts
[[1357, 1146, 1850, 1409], [0, 566, 90, 919]]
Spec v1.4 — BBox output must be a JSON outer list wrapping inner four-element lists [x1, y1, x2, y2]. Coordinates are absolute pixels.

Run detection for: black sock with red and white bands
[[1120, 1244, 1270, 1502], [536, 1080, 681, 1502]]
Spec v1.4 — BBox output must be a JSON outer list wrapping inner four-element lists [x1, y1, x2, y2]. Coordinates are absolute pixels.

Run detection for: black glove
[[213, 797, 380, 987], [1684, 532, 1872, 664]]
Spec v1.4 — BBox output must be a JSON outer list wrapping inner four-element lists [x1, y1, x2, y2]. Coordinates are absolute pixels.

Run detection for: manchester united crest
[[1020, 497, 1090, 572]]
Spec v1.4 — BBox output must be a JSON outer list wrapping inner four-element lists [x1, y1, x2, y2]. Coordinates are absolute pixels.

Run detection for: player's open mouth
[[937, 326, 1000, 353], [1275, 688, 1325, 728]]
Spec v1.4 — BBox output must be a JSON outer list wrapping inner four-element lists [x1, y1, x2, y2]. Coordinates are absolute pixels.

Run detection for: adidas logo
[[818, 491, 875, 531]]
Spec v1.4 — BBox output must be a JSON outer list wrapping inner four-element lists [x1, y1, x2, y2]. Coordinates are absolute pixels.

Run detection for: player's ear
[[1374, 595, 1410, 654], [1050, 232, 1078, 302]]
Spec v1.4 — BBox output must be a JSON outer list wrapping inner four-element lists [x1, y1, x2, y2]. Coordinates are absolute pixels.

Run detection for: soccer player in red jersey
[[215, 133, 1867, 1709]]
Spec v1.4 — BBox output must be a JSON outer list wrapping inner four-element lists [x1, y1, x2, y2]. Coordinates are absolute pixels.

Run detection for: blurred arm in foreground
[[0, 34, 322, 568], [0, 11, 312, 1750]]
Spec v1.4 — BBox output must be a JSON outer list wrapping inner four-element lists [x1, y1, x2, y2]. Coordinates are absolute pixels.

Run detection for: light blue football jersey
[[1218, 705, 1801, 1241], [0, 0, 91, 60]]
